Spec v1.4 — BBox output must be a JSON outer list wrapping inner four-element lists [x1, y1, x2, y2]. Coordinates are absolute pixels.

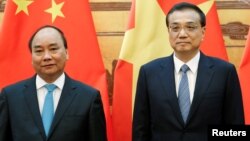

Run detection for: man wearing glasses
[[132, 2, 245, 141]]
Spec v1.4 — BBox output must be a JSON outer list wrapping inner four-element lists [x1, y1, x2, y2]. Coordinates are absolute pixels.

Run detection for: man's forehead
[[169, 10, 200, 23], [35, 27, 59, 36]]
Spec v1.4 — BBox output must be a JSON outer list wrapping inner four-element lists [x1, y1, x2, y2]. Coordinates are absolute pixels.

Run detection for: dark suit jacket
[[132, 52, 245, 141], [0, 74, 107, 141]]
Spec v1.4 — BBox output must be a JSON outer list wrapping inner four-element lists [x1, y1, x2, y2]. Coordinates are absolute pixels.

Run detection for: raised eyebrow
[[170, 22, 197, 25], [33, 45, 42, 49], [186, 22, 199, 25], [32, 43, 58, 48], [48, 43, 59, 48], [169, 22, 179, 26]]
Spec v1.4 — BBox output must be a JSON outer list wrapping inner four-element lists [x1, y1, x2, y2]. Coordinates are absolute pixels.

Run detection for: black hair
[[28, 25, 67, 52], [166, 2, 206, 28]]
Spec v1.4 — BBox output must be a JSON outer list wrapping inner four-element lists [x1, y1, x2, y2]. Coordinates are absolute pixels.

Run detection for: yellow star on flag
[[45, 0, 65, 23], [13, 0, 34, 15]]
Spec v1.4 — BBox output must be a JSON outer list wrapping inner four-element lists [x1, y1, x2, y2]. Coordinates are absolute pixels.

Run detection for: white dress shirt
[[36, 73, 65, 114], [174, 51, 200, 103]]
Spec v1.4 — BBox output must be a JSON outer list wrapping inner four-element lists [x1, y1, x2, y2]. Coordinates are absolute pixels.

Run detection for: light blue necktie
[[42, 84, 57, 136], [178, 64, 190, 124]]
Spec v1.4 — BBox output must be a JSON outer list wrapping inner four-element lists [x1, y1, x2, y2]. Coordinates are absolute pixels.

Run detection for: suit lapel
[[48, 75, 77, 137], [23, 75, 47, 140], [158, 55, 184, 124], [187, 53, 215, 123]]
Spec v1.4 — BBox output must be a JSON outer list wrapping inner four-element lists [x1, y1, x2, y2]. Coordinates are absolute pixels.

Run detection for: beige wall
[[0, 12, 3, 26], [218, 8, 250, 69]]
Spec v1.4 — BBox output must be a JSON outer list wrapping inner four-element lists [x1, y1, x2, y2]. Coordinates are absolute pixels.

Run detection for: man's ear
[[66, 49, 69, 60], [201, 26, 206, 41]]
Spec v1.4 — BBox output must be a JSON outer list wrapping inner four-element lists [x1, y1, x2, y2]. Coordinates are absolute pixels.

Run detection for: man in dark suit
[[0, 25, 107, 141], [132, 2, 244, 141]]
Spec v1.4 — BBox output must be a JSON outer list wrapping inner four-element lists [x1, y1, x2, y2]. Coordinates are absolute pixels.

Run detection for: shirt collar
[[36, 73, 65, 90], [173, 51, 200, 74]]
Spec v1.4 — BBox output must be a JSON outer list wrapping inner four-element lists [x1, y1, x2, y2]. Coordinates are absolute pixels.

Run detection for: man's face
[[168, 9, 205, 56], [31, 27, 68, 82]]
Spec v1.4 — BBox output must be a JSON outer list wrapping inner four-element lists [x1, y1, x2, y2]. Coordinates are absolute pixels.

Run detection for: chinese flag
[[239, 29, 250, 124], [0, 0, 112, 140], [112, 0, 227, 141]]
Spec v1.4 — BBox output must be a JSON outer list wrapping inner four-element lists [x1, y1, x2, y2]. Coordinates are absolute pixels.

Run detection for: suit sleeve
[[132, 66, 150, 141], [88, 91, 107, 141], [224, 65, 245, 124], [0, 89, 12, 141]]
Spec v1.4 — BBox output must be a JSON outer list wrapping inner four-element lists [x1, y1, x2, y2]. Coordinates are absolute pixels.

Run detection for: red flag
[[239, 29, 250, 124], [112, 0, 227, 141], [0, 0, 112, 140]]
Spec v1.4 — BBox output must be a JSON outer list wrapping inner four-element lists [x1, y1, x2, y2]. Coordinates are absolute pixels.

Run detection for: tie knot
[[44, 84, 57, 92], [180, 64, 189, 73]]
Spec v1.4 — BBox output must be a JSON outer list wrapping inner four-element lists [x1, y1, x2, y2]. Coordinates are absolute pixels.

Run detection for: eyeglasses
[[169, 24, 200, 33]]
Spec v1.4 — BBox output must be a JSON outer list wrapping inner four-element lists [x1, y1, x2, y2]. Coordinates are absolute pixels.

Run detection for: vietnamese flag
[[0, 0, 112, 140], [238, 29, 250, 124], [112, 0, 227, 141]]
